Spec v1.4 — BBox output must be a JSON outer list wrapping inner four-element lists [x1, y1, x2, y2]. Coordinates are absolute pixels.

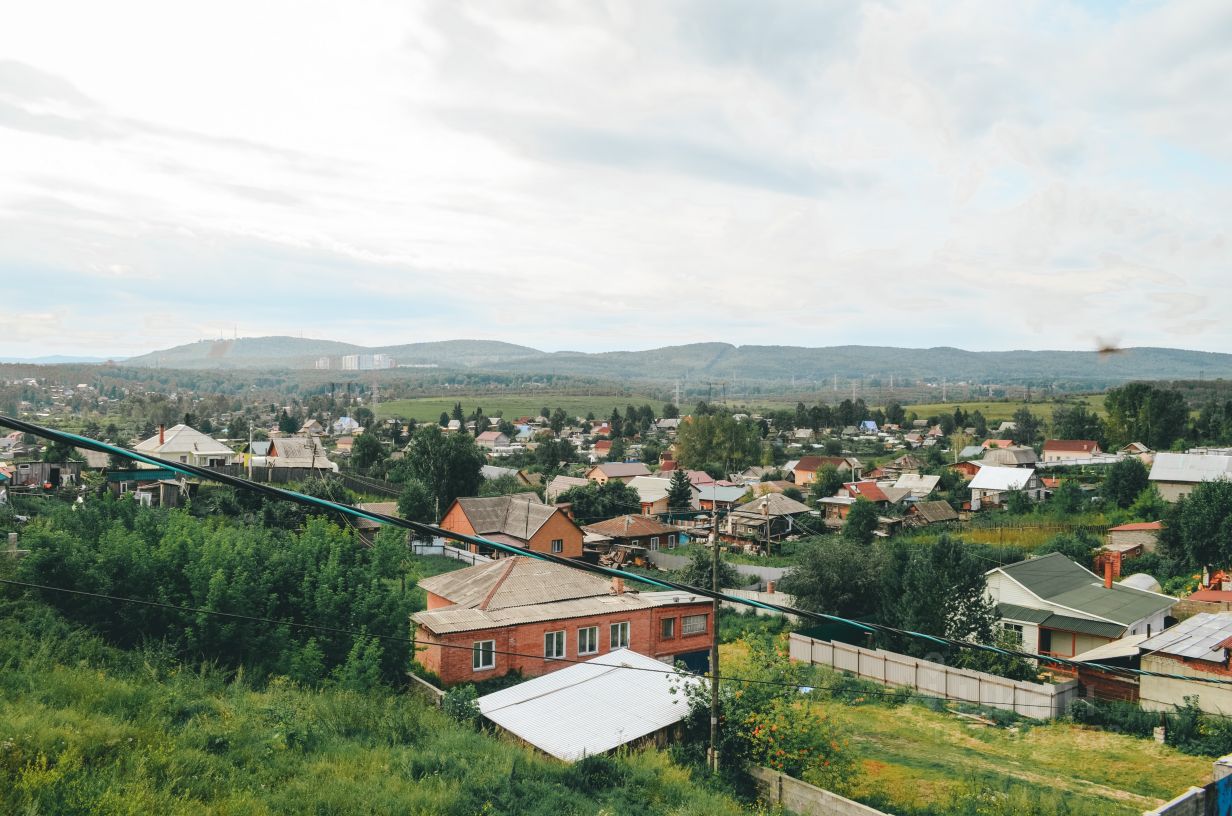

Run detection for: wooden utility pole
[[709, 511, 721, 773]]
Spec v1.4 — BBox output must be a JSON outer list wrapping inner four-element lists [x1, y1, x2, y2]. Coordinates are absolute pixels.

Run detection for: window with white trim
[[610, 621, 630, 649], [682, 614, 708, 636], [544, 630, 565, 659], [472, 640, 495, 671], [578, 626, 598, 655], [650, 536, 660, 551], [1000, 622, 1024, 646], [551, 539, 563, 553]]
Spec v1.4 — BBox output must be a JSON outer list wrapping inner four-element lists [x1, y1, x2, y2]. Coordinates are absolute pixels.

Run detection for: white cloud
[[0, 0, 1229, 358]]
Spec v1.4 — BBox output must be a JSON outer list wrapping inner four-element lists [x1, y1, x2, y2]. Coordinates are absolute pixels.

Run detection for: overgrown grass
[[0, 598, 752, 816]]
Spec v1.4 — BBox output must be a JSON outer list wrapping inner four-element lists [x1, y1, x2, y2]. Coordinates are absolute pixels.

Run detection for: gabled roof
[[418, 556, 611, 611], [1149, 452, 1232, 485], [981, 446, 1038, 467], [1044, 439, 1100, 453], [452, 495, 560, 541], [969, 466, 1036, 491], [545, 474, 589, 501], [991, 552, 1174, 626], [958, 445, 984, 460], [1108, 521, 1162, 532], [795, 455, 855, 473], [587, 462, 651, 479], [477, 649, 701, 761], [893, 473, 940, 497], [134, 424, 233, 456], [476, 430, 507, 442], [732, 492, 811, 517], [842, 481, 889, 503], [910, 500, 959, 523], [584, 515, 681, 539]]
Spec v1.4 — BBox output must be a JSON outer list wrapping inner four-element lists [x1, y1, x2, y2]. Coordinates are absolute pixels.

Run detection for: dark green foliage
[[809, 464, 845, 501], [1069, 698, 1232, 758], [1009, 407, 1042, 446], [1037, 530, 1100, 568], [674, 545, 741, 589], [842, 498, 878, 544], [558, 479, 641, 522], [442, 683, 481, 725], [350, 431, 386, 469], [1003, 490, 1034, 515], [1103, 457, 1150, 509], [396, 478, 435, 523], [390, 425, 485, 514], [1047, 479, 1086, 515], [1105, 383, 1190, 450], [667, 469, 694, 510], [14, 495, 417, 685], [1159, 479, 1232, 569], [1050, 403, 1104, 447], [674, 413, 762, 471], [779, 537, 884, 619]]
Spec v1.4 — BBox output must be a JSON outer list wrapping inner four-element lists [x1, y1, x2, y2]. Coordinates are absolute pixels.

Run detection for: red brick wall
[[527, 510, 584, 558], [417, 600, 715, 686]]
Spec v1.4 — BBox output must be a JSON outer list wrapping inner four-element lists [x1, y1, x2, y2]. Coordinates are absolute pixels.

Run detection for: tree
[[350, 433, 386, 469], [1048, 480, 1086, 515], [1159, 480, 1232, 569], [1037, 531, 1099, 568], [278, 410, 300, 434], [842, 498, 878, 544], [479, 474, 533, 498], [674, 413, 761, 471], [1004, 490, 1034, 515], [808, 465, 845, 504], [557, 480, 640, 522], [1051, 403, 1105, 447], [549, 407, 568, 435], [534, 438, 576, 473], [1105, 383, 1189, 450], [666, 469, 694, 510], [782, 487, 804, 502], [780, 538, 885, 619], [42, 440, 80, 462], [607, 437, 626, 462], [662, 402, 680, 419], [1010, 407, 1042, 446], [396, 478, 435, 524], [885, 401, 905, 426], [1128, 485, 1168, 522], [438, 411, 449, 427], [674, 545, 740, 589], [451, 402, 464, 422], [1103, 457, 1149, 509], [398, 425, 485, 517], [352, 406, 375, 431]]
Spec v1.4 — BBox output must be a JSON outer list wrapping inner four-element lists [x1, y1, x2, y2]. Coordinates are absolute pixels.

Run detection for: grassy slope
[[0, 600, 749, 816], [375, 395, 660, 422], [893, 394, 1107, 423]]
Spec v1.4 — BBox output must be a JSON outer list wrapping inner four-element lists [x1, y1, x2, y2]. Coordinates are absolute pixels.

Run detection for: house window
[[551, 539, 564, 554], [578, 626, 598, 655], [610, 621, 630, 649], [179, 455, 188, 463], [472, 640, 495, 671], [682, 614, 708, 636], [1000, 622, 1024, 647], [544, 630, 565, 660], [668, 534, 678, 549], [650, 536, 660, 551], [661, 618, 675, 639]]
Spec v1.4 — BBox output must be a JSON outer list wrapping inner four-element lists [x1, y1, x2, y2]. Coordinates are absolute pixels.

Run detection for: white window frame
[[610, 621, 630, 649], [1000, 622, 1024, 646], [650, 536, 660, 551], [544, 629, 565, 660], [682, 614, 708, 636], [661, 617, 675, 640], [551, 539, 564, 554], [472, 640, 495, 671], [578, 626, 599, 655]]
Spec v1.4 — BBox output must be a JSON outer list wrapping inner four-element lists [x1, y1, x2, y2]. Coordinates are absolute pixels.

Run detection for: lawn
[[892, 394, 1107, 423], [375, 394, 662, 423]]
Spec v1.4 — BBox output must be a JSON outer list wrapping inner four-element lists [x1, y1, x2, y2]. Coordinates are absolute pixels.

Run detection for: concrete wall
[[1141, 654, 1232, 717], [720, 589, 799, 621], [411, 540, 493, 566], [1143, 756, 1232, 815], [751, 766, 889, 816], [789, 633, 1080, 719]]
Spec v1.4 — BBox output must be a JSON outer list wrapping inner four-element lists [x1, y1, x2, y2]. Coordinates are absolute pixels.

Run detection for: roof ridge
[[478, 558, 520, 611]]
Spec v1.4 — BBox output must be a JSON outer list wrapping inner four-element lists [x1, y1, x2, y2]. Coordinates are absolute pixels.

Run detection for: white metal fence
[[411, 539, 492, 566], [788, 633, 1080, 719]]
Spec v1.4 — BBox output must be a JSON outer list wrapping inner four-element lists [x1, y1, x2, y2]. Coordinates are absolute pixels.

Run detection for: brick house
[[439, 495, 584, 559], [1042, 439, 1102, 463], [412, 557, 715, 685], [585, 462, 652, 484]]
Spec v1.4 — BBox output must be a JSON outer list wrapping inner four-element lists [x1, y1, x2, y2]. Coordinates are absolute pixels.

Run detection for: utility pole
[[246, 424, 253, 481], [709, 510, 721, 774]]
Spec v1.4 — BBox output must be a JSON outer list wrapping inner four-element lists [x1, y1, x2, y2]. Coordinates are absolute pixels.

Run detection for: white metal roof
[[969, 466, 1036, 491], [1071, 633, 1149, 663], [477, 649, 701, 761], [1138, 612, 1232, 661], [1149, 452, 1232, 484]]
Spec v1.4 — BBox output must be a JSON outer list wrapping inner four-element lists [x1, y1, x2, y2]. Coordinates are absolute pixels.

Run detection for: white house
[[968, 466, 1044, 510], [985, 552, 1174, 660], [134, 424, 234, 468]]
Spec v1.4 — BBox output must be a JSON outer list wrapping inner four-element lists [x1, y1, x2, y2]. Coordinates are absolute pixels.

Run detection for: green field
[[894, 394, 1107, 423], [375, 395, 662, 422]]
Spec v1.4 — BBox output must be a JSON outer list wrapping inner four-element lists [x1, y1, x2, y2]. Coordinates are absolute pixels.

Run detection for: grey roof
[[417, 556, 613, 611], [981, 446, 1038, 467], [891, 473, 938, 498], [1149, 452, 1232, 484], [969, 466, 1037, 491], [1137, 612, 1232, 661], [134, 424, 233, 456], [453, 496, 555, 540], [477, 649, 701, 761], [732, 493, 811, 518], [958, 445, 984, 460], [248, 440, 273, 456], [415, 593, 655, 634], [481, 464, 519, 481], [697, 485, 749, 503], [996, 603, 1053, 625], [993, 552, 1174, 626], [545, 475, 590, 502], [911, 500, 959, 523]]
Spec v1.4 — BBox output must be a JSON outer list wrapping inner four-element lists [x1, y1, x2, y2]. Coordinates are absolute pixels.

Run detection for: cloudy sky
[[1, 0, 1229, 358]]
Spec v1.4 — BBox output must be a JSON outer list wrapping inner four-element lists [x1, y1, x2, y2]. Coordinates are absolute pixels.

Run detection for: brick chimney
[[611, 577, 625, 595], [1104, 558, 1114, 590], [158, 424, 165, 445], [767, 580, 776, 594]]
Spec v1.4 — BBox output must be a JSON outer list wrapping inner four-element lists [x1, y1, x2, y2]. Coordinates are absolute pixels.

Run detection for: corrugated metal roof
[[995, 553, 1174, 626], [414, 593, 655, 634], [1138, 612, 1232, 660], [477, 649, 702, 761], [969, 466, 1037, 491], [1149, 452, 1232, 484], [1043, 613, 1128, 639], [1071, 634, 1149, 663], [732, 493, 810, 517], [997, 603, 1053, 624], [417, 557, 613, 610]]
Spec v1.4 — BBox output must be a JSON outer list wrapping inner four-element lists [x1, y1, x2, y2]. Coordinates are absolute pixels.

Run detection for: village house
[[1138, 613, 1232, 716], [981, 446, 1038, 468], [1149, 452, 1232, 502], [985, 553, 1175, 660], [439, 495, 583, 559], [134, 424, 235, 468], [412, 557, 715, 685], [892, 473, 940, 499], [697, 484, 748, 512], [476, 430, 510, 450], [1107, 521, 1162, 555], [585, 462, 652, 485], [583, 515, 683, 553], [626, 475, 700, 514], [792, 455, 862, 486], [1042, 439, 1102, 463], [246, 435, 337, 471], [724, 493, 812, 547], [332, 416, 361, 435], [905, 500, 959, 527], [968, 466, 1044, 510], [545, 474, 589, 503]]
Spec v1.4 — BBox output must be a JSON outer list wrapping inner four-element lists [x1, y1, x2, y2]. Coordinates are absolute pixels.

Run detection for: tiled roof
[[584, 515, 681, 539], [1108, 521, 1162, 532]]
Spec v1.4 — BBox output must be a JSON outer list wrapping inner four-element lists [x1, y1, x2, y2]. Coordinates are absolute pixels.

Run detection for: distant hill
[[0, 355, 124, 364], [118, 337, 1232, 385]]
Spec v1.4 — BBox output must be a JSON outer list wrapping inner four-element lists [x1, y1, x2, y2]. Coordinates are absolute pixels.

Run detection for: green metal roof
[[1040, 613, 1127, 640], [996, 603, 1052, 625], [998, 552, 1173, 626]]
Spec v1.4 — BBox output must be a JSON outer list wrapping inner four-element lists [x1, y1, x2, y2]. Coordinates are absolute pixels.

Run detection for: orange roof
[[1108, 521, 1162, 532], [843, 481, 889, 503], [1189, 589, 1232, 603], [1043, 439, 1099, 452]]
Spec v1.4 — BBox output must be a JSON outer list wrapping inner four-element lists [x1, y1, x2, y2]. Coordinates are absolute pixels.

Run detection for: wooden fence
[[788, 633, 1080, 719]]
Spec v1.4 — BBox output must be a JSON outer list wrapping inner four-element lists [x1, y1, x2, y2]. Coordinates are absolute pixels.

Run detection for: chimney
[[158, 424, 165, 445], [767, 580, 776, 594], [611, 577, 625, 595], [1104, 559, 1113, 590]]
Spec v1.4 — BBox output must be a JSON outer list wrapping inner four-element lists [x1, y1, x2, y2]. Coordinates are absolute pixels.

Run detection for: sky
[[1, 0, 1229, 359]]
